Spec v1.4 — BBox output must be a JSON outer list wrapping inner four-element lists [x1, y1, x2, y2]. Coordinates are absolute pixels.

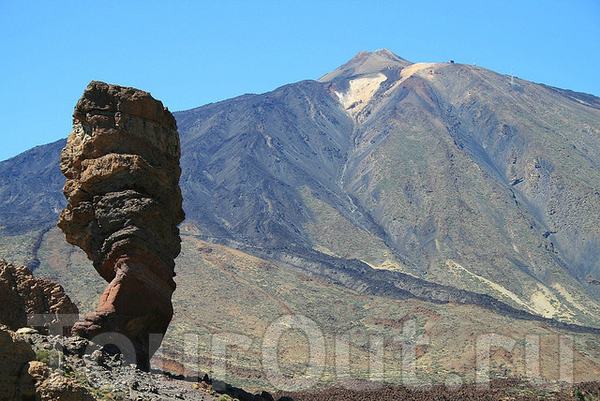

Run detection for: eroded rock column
[[58, 81, 184, 369]]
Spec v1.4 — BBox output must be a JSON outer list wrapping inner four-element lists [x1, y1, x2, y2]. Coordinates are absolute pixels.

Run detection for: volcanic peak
[[318, 48, 412, 82]]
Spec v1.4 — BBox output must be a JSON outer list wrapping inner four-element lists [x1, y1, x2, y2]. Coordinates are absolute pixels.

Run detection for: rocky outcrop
[[0, 326, 96, 400], [28, 360, 95, 401], [58, 81, 184, 369], [0, 259, 78, 332], [10, 330, 225, 400]]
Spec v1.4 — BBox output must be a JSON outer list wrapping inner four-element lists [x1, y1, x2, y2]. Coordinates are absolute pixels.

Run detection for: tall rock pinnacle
[[58, 81, 185, 369]]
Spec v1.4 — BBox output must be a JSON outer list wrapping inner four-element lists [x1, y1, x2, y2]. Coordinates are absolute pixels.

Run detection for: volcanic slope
[[172, 49, 600, 326], [2, 50, 600, 387], [2, 50, 600, 325]]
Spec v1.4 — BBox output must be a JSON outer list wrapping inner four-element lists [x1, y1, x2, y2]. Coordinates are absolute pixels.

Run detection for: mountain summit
[[318, 49, 412, 82]]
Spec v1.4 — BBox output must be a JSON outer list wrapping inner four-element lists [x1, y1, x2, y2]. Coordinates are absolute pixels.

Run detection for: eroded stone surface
[[0, 259, 79, 332], [0, 326, 36, 400], [58, 81, 184, 369]]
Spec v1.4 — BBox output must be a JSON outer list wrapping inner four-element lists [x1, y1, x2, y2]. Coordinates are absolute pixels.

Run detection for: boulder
[[28, 361, 95, 401], [0, 326, 37, 400]]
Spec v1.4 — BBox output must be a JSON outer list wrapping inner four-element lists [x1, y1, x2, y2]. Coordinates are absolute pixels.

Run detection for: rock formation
[[0, 326, 96, 400], [0, 259, 78, 333], [0, 326, 37, 400], [27, 359, 95, 401], [58, 81, 184, 369]]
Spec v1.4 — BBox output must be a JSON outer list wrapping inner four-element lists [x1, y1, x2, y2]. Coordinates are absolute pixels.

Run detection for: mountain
[[173, 48, 600, 326], [2, 49, 600, 388]]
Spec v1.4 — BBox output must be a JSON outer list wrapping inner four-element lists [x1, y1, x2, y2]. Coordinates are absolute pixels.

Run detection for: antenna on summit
[[510, 70, 515, 86]]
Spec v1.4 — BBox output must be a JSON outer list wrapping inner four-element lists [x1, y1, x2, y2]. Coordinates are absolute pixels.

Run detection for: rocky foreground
[[0, 260, 274, 400], [0, 325, 289, 400], [0, 325, 219, 400], [2, 325, 599, 401], [1, 259, 599, 400]]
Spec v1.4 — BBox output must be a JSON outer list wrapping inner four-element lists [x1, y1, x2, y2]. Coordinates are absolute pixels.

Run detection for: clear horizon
[[1, 0, 599, 162]]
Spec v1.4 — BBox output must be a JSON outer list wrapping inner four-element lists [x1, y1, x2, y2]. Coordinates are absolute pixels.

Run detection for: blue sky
[[1, 0, 599, 161]]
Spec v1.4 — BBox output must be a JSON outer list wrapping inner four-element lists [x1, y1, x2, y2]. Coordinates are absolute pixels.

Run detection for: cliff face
[[57, 81, 184, 369], [0, 259, 78, 332]]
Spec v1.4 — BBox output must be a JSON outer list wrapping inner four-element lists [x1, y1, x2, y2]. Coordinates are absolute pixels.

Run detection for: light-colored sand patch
[[445, 259, 534, 311], [264, 134, 273, 149], [365, 258, 418, 277], [388, 62, 440, 93], [551, 282, 598, 317], [445, 260, 572, 319], [334, 63, 440, 117], [314, 244, 338, 257], [529, 283, 560, 318], [400, 62, 439, 80], [335, 73, 387, 117]]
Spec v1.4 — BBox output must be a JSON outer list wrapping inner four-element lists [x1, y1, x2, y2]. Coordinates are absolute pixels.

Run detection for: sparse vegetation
[[35, 349, 61, 367]]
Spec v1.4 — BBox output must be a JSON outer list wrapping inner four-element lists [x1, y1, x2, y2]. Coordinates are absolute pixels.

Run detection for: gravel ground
[[275, 379, 600, 401], [20, 330, 221, 400]]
